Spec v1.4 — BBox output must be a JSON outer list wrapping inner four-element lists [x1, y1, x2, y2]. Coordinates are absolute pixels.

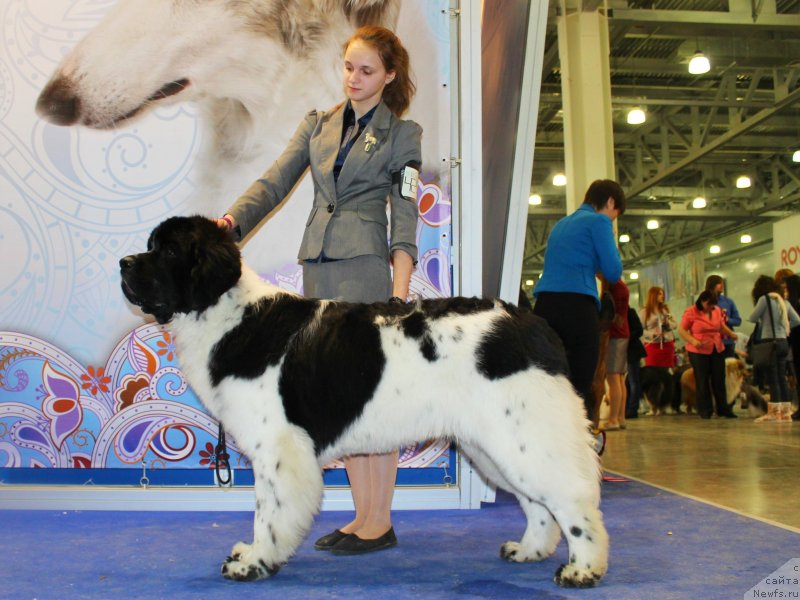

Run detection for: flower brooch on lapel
[[364, 132, 378, 153]]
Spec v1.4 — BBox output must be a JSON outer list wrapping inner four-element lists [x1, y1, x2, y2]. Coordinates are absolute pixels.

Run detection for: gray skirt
[[606, 338, 629, 374], [303, 254, 392, 303]]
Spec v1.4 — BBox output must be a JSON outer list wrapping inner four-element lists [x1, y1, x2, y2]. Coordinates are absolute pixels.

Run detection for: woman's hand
[[216, 214, 237, 231]]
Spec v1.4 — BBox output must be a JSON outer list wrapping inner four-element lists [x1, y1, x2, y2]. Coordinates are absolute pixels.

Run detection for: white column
[[557, 10, 615, 213]]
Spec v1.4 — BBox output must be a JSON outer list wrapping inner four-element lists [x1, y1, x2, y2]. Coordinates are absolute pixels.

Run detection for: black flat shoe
[[722, 412, 738, 419], [314, 529, 348, 550], [330, 527, 397, 555]]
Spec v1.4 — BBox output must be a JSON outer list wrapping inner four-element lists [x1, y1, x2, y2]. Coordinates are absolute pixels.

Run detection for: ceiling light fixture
[[525, 279, 534, 286], [629, 272, 639, 280], [646, 219, 659, 230], [740, 234, 752, 244], [619, 233, 631, 243], [709, 244, 721, 254], [552, 173, 567, 187], [735, 175, 751, 189], [626, 107, 646, 125], [688, 51, 710, 75], [692, 196, 707, 209], [529, 194, 542, 206], [793, 150, 800, 163]]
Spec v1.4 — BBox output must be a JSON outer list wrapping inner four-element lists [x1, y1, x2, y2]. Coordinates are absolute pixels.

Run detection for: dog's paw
[[553, 563, 603, 588], [229, 541, 250, 561], [500, 541, 549, 563], [220, 542, 280, 582]]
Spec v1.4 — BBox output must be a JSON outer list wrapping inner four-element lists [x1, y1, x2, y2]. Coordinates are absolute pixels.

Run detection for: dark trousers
[[626, 360, 641, 418], [688, 349, 728, 417], [764, 338, 791, 403], [534, 292, 599, 422]]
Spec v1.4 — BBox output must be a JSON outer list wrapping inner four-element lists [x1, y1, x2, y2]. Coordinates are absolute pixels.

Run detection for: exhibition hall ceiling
[[525, 0, 800, 275]]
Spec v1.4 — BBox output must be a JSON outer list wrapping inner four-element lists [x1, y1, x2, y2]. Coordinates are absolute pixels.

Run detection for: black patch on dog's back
[[420, 296, 497, 319], [400, 311, 438, 361], [208, 295, 319, 386], [279, 302, 385, 453], [476, 303, 568, 380]]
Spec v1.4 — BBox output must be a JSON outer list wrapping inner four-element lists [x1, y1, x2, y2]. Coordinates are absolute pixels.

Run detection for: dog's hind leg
[[460, 442, 561, 563], [500, 497, 561, 563], [548, 499, 609, 588], [222, 426, 322, 582]]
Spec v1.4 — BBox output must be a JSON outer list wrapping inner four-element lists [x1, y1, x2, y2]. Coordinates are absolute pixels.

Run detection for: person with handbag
[[748, 275, 800, 406], [678, 290, 738, 419], [640, 286, 679, 414]]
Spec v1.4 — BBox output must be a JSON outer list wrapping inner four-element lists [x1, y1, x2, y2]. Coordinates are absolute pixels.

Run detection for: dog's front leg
[[221, 428, 323, 582]]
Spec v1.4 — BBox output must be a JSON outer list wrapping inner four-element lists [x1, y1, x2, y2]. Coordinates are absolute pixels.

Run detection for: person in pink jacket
[[678, 290, 738, 419]]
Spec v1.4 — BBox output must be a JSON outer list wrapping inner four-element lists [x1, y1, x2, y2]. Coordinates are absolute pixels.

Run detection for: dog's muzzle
[[119, 255, 143, 306]]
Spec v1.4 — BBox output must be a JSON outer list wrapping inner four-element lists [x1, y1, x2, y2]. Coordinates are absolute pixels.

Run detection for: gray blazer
[[228, 101, 422, 263]]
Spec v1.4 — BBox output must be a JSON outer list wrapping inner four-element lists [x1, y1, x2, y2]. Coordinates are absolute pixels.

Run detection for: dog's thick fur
[[35, 1, 440, 216], [639, 366, 676, 415], [119, 216, 609, 588]]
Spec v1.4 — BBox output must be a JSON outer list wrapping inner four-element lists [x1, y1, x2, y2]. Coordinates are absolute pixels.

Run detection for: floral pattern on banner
[[0, 323, 451, 473]]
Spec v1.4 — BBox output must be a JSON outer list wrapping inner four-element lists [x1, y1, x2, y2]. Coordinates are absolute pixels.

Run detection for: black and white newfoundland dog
[[119, 216, 609, 588]]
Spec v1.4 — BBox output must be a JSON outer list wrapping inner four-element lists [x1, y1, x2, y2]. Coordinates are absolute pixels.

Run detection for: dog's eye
[[165, 246, 177, 258]]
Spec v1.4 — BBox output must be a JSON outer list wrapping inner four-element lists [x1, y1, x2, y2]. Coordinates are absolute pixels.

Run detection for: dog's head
[[120, 216, 241, 323]]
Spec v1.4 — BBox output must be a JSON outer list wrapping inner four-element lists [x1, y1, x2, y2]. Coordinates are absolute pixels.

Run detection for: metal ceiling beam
[[625, 86, 800, 198], [622, 209, 785, 220], [607, 9, 800, 30]]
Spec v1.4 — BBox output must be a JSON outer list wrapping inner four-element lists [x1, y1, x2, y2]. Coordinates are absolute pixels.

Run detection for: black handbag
[[752, 295, 777, 369]]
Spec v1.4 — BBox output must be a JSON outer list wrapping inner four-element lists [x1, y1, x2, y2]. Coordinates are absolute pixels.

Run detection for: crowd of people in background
[[621, 270, 800, 424], [532, 178, 800, 437]]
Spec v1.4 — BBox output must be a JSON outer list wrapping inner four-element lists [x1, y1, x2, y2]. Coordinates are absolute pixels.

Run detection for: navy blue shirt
[[333, 102, 378, 181]]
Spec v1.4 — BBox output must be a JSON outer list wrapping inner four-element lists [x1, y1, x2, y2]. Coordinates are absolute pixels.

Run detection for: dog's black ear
[[188, 218, 242, 311]]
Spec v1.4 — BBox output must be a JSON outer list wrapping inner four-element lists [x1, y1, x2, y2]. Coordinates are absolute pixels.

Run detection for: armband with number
[[391, 161, 421, 201]]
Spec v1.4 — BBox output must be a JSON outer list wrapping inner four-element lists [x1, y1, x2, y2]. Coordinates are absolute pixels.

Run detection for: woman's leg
[[305, 258, 397, 543], [689, 352, 712, 418], [626, 361, 641, 419], [342, 452, 398, 539], [776, 340, 791, 403], [605, 373, 626, 428], [534, 293, 600, 422], [605, 373, 621, 428], [766, 354, 782, 403], [617, 373, 628, 426], [709, 349, 732, 416]]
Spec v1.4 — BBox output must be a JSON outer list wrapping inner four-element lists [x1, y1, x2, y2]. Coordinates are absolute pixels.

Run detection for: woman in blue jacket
[[533, 179, 625, 423]]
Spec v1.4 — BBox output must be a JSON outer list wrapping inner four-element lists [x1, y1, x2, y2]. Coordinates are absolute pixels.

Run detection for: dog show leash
[[215, 423, 232, 486]]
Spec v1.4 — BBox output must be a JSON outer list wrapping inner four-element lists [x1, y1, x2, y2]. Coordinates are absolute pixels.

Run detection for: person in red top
[[678, 290, 738, 419], [604, 279, 630, 430]]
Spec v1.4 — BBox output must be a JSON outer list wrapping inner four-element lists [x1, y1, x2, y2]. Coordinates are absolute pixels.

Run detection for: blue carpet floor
[[1, 479, 798, 599]]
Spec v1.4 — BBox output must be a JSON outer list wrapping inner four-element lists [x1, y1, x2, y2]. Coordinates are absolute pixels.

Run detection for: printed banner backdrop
[[638, 251, 703, 305], [773, 213, 800, 272], [0, 0, 453, 485]]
